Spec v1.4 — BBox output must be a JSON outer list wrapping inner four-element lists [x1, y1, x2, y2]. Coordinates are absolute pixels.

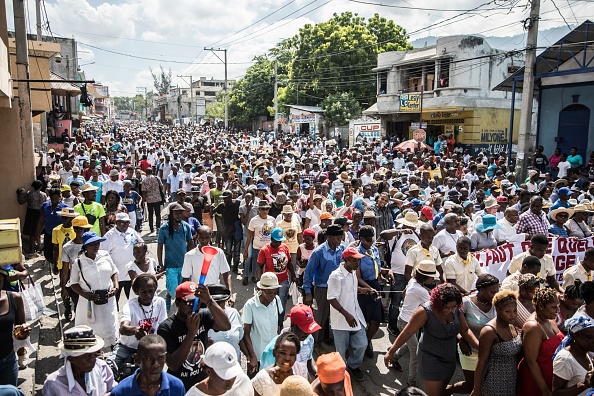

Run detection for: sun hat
[[202, 342, 244, 381], [270, 227, 286, 242], [396, 211, 421, 228], [169, 203, 185, 212], [81, 183, 99, 193], [339, 172, 350, 182], [175, 281, 199, 300], [109, 169, 119, 177], [281, 205, 294, 214], [363, 210, 376, 219], [58, 325, 104, 354], [568, 198, 578, 206], [313, 194, 325, 202], [333, 216, 352, 226], [257, 200, 271, 209], [206, 284, 231, 302], [316, 352, 346, 384], [416, 260, 438, 277], [280, 375, 314, 396], [257, 272, 281, 289], [476, 214, 503, 232], [483, 197, 499, 209], [326, 224, 344, 236], [288, 190, 299, 197], [287, 304, 322, 334], [420, 206, 434, 220], [342, 246, 365, 260], [59, 207, 77, 217], [554, 179, 569, 188], [72, 216, 92, 229], [81, 231, 106, 246], [550, 207, 574, 221], [408, 184, 420, 192], [572, 204, 592, 215]]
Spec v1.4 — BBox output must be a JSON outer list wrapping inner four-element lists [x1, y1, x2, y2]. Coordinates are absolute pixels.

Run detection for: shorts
[[165, 267, 183, 298], [457, 346, 479, 371]]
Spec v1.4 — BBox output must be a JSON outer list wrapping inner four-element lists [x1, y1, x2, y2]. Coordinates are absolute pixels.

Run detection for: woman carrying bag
[[70, 231, 119, 348]]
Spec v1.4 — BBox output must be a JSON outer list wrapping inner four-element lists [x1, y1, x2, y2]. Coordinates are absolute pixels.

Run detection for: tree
[[150, 65, 172, 95], [113, 96, 132, 111], [321, 92, 361, 127], [206, 93, 225, 119]]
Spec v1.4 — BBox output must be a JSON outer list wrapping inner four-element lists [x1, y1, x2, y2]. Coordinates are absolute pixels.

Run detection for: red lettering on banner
[[557, 238, 568, 254], [483, 250, 492, 267], [555, 255, 577, 272], [520, 241, 532, 252]]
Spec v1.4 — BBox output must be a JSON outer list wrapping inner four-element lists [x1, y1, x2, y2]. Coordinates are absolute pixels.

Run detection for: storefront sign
[[290, 113, 316, 124], [476, 237, 594, 284], [410, 122, 427, 129], [399, 94, 421, 112], [480, 129, 508, 143], [351, 122, 381, 145], [461, 143, 507, 156]]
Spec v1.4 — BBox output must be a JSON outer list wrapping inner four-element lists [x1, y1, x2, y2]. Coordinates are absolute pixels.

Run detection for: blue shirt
[[357, 244, 381, 282], [40, 201, 68, 234], [109, 368, 185, 396], [303, 242, 346, 294], [90, 181, 103, 202], [487, 163, 497, 178], [157, 221, 193, 268], [550, 199, 571, 212], [548, 223, 568, 237]]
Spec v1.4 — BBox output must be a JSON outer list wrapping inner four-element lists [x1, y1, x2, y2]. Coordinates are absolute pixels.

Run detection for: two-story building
[[369, 35, 523, 155]]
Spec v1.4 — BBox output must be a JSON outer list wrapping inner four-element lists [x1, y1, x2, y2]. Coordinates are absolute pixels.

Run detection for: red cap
[[175, 281, 198, 300], [303, 228, 315, 238], [342, 247, 365, 260], [421, 206, 434, 220], [287, 304, 322, 334], [496, 196, 508, 203]]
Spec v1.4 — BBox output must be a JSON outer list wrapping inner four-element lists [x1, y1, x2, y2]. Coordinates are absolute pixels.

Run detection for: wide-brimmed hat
[[59, 207, 77, 218], [275, 192, 287, 205], [572, 204, 592, 215], [483, 197, 499, 209], [363, 210, 376, 219], [257, 272, 281, 289], [339, 172, 350, 182], [554, 179, 569, 188], [81, 231, 105, 246], [72, 216, 92, 229], [257, 200, 271, 209], [408, 184, 420, 192], [550, 207, 574, 221], [476, 214, 503, 232], [396, 211, 420, 228], [81, 183, 99, 193], [281, 204, 294, 214], [417, 260, 438, 277], [207, 284, 231, 302], [58, 325, 104, 354]]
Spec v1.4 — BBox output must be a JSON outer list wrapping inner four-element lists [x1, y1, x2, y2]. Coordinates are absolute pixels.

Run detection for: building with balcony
[[192, 77, 235, 104], [369, 35, 524, 155]]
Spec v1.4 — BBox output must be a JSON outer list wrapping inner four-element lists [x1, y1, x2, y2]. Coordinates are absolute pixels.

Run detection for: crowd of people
[[2, 120, 594, 396]]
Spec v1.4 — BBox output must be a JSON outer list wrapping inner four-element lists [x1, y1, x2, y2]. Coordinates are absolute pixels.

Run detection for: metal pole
[[189, 76, 193, 125], [274, 60, 278, 139], [515, 0, 540, 179], [224, 49, 228, 131], [14, 0, 35, 180], [35, 0, 42, 41], [507, 79, 517, 166]]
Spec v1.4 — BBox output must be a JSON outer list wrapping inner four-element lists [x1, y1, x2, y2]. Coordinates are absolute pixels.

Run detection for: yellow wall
[[8, 39, 59, 113]]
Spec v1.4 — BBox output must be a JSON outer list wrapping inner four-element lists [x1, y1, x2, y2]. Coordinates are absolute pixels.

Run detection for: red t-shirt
[[257, 244, 291, 283], [139, 160, 152, 172]]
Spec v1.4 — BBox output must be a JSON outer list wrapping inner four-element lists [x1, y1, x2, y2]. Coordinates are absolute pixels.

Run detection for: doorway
[[557, 104, 590, 160]]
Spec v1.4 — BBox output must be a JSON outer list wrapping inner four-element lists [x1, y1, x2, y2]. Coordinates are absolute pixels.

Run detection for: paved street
[[20, 225, 463, 396]]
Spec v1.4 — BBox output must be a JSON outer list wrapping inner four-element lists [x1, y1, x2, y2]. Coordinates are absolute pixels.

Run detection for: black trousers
[[147, 202, 161, 231]]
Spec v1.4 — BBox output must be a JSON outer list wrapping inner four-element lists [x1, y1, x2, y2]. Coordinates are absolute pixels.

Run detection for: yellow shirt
[[51, 225, 76, 269]]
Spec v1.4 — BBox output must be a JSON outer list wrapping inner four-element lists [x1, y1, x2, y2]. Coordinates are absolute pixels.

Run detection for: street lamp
[[77, 62, 95, 71]]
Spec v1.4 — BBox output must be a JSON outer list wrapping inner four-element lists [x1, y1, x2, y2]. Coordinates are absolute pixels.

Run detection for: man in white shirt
[[493, 207, 527, 244], [562, 248, 594, 289], [444, 236, 482, 295], [181, 226, 233, 304], [432, 213, 463, 258], [327, 247, 373, 382], [558, 153, 571, 179], [100, 212, 144, 306], [103, 169, 124, 196]]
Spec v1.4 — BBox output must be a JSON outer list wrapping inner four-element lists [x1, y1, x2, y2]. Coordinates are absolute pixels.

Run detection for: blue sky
[[6, 0, 594, 97]]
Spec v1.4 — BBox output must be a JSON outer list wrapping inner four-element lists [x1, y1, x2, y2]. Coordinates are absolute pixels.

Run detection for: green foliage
[[206, 93, 226, 119], [150, 65, 173, 95], [113, 96, 132, 111], [321, 92, 361, 127]]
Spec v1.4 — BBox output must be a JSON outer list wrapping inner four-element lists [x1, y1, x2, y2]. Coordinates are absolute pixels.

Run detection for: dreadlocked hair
[[492, 290, 518, 308], [532, 287, 558, 311], [564, 280, 583, 302], [131, 273, 158, 294]]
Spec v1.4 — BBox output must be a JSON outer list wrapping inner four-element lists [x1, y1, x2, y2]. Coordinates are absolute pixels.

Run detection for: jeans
[[169, 191, 177, 203], [224, 235, 241, 269], [0, 352, 18, 386], [113, 342, 137, 368], [395, 317, 419, 384], [388, 273, 407, 330], [244, 246, 258, 279], [278, 279, 290, 327], [333, 326, 367, 370], [146, 202, 161, 231]]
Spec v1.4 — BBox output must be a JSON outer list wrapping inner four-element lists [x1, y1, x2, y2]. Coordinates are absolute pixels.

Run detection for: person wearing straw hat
[[565, 204, 593, 238], [110, 334, 185, 396], [469, 214, 501, 251], [70, 231, 119, 346], [242, 272, 283, 378], [51, 207, 78, 276], [73, 183, 106, 236], [42, 325, 116, 396], [549, 207, 574, 237]]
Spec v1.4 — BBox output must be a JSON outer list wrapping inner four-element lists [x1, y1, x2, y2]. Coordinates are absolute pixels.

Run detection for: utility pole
[[274, 60, 278, 139], [35, 0, 42, 40], [14, 0, 35, 180], [204, 47, 228, 130], [515, 0, 540, 180], [176, 75, 193, 124]]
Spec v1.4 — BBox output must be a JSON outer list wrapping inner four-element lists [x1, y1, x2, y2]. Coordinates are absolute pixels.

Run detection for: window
[[378, 72, 387, 94], [438, 59, 450, 88], [204, 91, 216, 96]]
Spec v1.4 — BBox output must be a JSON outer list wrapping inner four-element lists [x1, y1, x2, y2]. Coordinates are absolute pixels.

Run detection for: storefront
[[349, 118, 381, 147], [285, 105, 323, 138]]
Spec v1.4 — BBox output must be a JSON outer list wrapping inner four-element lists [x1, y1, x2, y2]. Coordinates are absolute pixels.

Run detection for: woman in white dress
[[252, 332, 309, 396], [70, 231, 119, 347]]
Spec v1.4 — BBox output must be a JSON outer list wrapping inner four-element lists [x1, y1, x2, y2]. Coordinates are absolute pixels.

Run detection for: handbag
[[77, 258, 110, 305], [19, 274, 45, 321]]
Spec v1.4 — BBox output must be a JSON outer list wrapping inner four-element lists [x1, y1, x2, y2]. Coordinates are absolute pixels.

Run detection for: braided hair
[[532, 287, 558, 311], [475, 274, 499, 290], [564, 280, 583, 302]]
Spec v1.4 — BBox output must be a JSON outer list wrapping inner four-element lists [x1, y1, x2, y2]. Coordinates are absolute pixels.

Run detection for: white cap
[[202, 342, 243, 380], [115, 212, 130, 222]]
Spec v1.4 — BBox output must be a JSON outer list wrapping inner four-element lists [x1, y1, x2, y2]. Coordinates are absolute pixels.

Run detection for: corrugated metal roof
[[50, 72, 81, 95], [285, 104, 323, 113]]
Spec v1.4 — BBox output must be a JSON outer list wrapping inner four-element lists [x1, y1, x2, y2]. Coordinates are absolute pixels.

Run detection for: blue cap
[[410, 198, 423, 207], [558, 187, 571, 196], [301, 183, 310, 189], [462, 201, 473, 209], [82, 231, 106, 246], [270, 227, 286, 241], [256, 183, 268, 190]]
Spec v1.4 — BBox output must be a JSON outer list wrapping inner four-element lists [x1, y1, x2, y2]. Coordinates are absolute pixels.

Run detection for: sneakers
[[365, 342, 374, 358], [347, 366, 365, 382], [242, 278, 248, 286], [387, 326, 400, 337]]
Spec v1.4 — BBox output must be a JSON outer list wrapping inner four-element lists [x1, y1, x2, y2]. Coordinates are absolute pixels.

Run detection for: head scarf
[[553, 313, 594, 359]]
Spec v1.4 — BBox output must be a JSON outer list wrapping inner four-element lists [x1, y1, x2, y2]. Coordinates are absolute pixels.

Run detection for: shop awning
[[362, 103, 378, 116], [50, 72, 81, 96]]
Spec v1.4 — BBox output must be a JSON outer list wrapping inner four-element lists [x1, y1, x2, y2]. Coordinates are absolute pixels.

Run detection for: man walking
[[142, 167, 164, 234]]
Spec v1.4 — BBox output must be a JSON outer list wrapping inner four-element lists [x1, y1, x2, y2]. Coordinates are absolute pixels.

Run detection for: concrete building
[[192, 77, 235, 104], [494, 20, 594, 164], [368, 35, 524, 155], [87, 83, 112, 119]]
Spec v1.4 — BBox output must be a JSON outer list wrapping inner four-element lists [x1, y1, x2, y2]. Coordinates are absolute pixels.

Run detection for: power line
[[345, 0, 520, 12], [549, 0, 573, 30]]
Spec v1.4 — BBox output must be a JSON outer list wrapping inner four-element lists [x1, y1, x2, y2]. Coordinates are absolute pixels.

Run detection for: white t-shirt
[[248, 216, 276, 250], [179, 171, 194, 192], [305, 208, 321, 228], [126, 258, 158, 300], [553, 348, 589, 396], [61, 241, 83, 287], [185, 373, 254, 396], [432, 229, 464, 256], [181, 246, 230, 284], [399, 280, 430, 322], [119, 297, 168, 349], [388, 232, 419, 275], [558, 161, 571, 179]]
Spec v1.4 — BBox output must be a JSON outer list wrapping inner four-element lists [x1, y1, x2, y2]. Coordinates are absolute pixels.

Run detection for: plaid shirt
[[516, 210, 550, 238]]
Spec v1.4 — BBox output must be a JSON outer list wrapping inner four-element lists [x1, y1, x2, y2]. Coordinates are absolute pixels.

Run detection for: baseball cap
[[256, 183, 268, 190], [302, 228, 315, 238], [316, 352, 346, 384], [202, 342, 243, 380], [60, 185, 71, 192], [175, 281, 199, 301], [558, 187, 572, 196], [496, 196, 509, 203], [320, 212, 334, 221], [115, 212, 130, 222], [287, 304, 322, 334], [270, 227, 286, 241], [421, 206, 434, 220], [342, 246, 365, 260], [410, 198, 423, 207]]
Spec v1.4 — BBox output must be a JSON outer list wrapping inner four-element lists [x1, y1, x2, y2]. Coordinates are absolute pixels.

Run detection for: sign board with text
[[413, 129, 426, 142], [399, 94, 421, 112], [350, 121, 381, 146]]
